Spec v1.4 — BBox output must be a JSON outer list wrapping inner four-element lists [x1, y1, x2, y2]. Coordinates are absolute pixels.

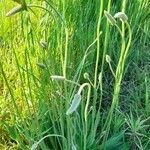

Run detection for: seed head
[[31, 142, 38, 150], [114, 12, 128, 22], [50, 75, 65, 81], [83, 73, 89, 79], [66, 93, 81, 115], [6, 5, 24, 17], [104, 10, 116, 26], [40, 39, 47, 49], [36, 63, 46, 69], [106, 55, 111, 63]]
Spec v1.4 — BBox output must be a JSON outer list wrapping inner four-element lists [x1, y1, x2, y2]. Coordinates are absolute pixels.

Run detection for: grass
[[0, 0, 150, 149]]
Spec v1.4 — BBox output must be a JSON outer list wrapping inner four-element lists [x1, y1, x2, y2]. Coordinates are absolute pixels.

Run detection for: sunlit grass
[[0, 0, 150, 149]]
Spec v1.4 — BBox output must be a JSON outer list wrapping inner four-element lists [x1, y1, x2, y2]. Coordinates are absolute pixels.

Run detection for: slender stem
[[28, 4, 65, 25], [98, 0, 112, 111], [94, 0, 103, 88], [84, 84, 91, 150], [65, 79, 80, 87], [115, 24, 123, 37], [92, 0, 103, 131], [102, 1, 130, 146], [87, 78, 94, 87], [77, 83, 91, 150], [63, 28, 69, 78], [102, 20, 132, 148], [121, 22, 132, 74], [108, 62, 115, 77]]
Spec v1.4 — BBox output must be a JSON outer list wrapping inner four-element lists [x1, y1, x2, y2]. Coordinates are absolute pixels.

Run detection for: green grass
[[0, 0, 150, 149]]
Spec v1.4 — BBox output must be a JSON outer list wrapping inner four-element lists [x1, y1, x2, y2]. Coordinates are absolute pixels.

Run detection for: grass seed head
[[36, 63, 46, 69], [50, 75, 65, 81], [84, 73, 89, 79], [114, 12, 128, 22], [31, 142, 38, 150], [106, 55, 111, 63], [40, 39, 47, 49], [6, 5, 24, 17], [104, 10, 116, 26], [66, 93, 81, 115]]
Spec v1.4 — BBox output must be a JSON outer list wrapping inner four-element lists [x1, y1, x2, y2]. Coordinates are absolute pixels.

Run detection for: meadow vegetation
[[0, 0, 150, 149]]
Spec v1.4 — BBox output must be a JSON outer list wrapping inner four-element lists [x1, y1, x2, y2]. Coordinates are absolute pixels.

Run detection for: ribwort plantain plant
[[1, 0, 150, 149], [102, 8, 132, 145]]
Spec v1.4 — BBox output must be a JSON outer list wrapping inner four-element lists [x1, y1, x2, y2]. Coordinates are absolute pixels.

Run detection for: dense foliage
[[0, 0, 150, 149]]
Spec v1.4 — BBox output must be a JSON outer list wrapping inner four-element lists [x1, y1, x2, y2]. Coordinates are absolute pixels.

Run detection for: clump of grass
[[0, 0, 150, 149], [102, 9, 132, 137]]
